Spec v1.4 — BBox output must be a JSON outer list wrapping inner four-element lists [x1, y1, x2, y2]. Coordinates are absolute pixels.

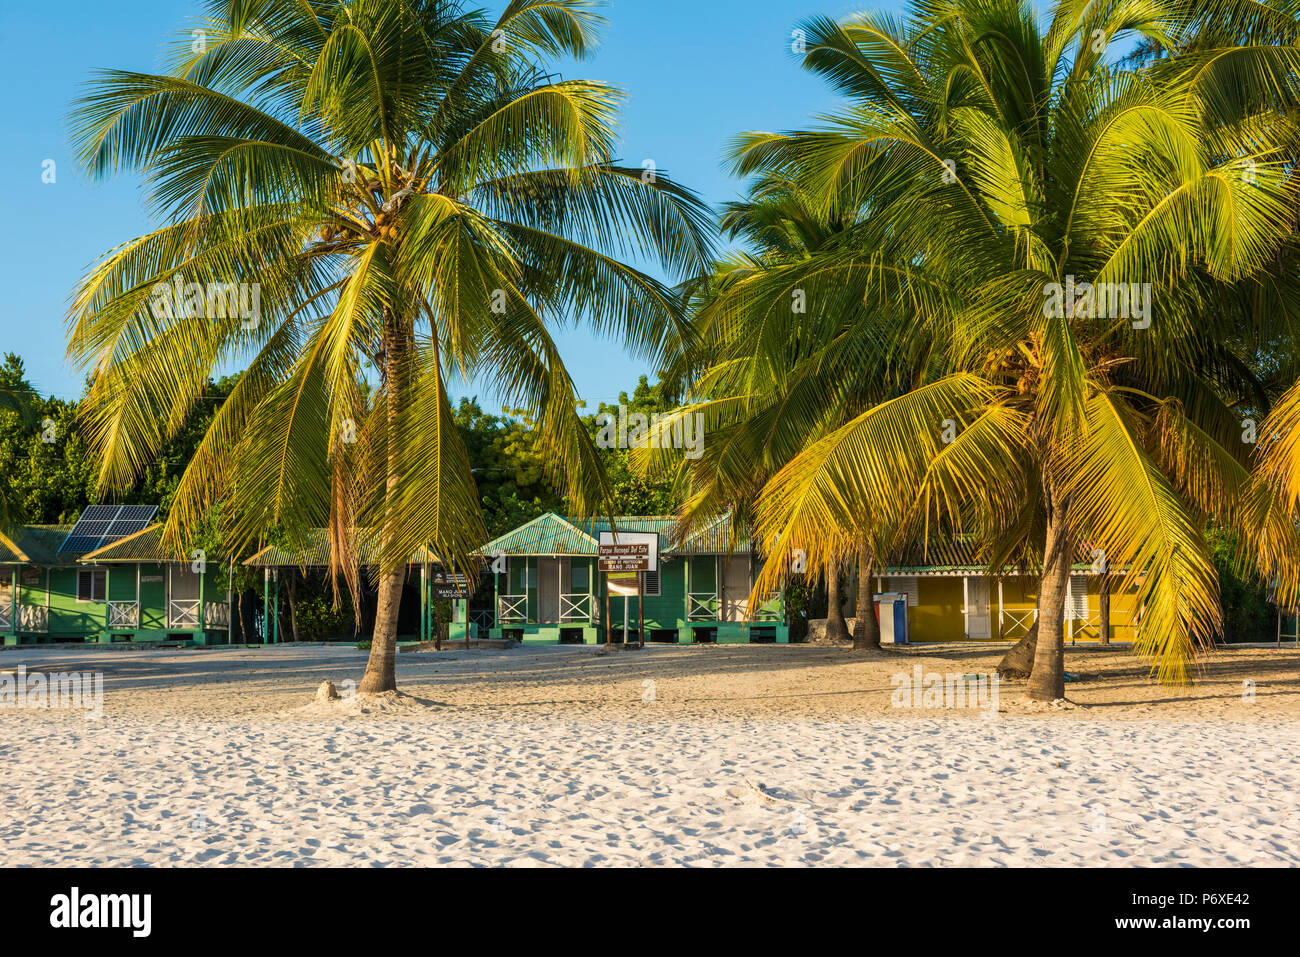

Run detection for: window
[[1066, 575, 1091, 619], [571, 563, 590, 592], [642, 569, 661, 596], [77, 569, 106, 602]]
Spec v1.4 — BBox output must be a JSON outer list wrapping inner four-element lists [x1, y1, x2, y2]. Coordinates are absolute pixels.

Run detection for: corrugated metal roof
[[480, 513, 755, 557], [246, 528, 440, 568], [79, 525, 185, 563], [479, 513, 600, 557], [0, 526, 77, 564], [885, 537, 1105, 574]]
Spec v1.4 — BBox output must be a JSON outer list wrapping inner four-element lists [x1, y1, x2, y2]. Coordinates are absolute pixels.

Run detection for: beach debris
[[315, 680, 341, 702]]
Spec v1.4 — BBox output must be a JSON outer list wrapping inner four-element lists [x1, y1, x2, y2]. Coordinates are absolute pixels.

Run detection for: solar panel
[[60, 504, 159, 554]]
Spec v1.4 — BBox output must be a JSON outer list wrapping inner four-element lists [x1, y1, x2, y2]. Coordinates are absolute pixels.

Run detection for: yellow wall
[[880, 572, 1143, 643]]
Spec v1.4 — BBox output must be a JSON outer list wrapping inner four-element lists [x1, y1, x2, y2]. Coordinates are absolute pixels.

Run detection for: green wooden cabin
[[246, 530, 477, 644], [0, 523, 230, 646], [478, 513, 788, 644]]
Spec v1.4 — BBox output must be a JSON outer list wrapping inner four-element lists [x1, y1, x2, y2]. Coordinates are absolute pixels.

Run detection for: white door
[[964, 576, 992, 639], [537, 558, 560, 623], [720, 556, 751, 622]]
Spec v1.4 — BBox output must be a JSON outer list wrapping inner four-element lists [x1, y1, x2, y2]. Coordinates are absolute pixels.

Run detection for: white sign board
[[598, 531, 659, 573]]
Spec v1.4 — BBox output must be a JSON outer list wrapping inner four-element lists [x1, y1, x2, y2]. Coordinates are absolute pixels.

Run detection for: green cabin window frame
[[77, 568, 106, 603]]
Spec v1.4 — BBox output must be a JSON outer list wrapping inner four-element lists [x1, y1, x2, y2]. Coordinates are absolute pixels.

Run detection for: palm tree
[[722, 0, 1300, 698], [65, 0, 713, 693], [638, 173, 917, 650]]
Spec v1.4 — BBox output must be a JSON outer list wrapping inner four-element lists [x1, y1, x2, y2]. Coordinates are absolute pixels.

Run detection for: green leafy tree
[[65, 0, 713, 693], [687, 0, 1300, 698]]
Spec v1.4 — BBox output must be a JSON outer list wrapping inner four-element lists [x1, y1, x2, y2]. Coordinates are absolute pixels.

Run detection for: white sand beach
[[2, 643, 1298, 866]]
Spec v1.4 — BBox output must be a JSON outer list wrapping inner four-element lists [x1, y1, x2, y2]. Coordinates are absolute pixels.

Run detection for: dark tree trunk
[[1027, 491, 1071, 701], [852, 533, 881, 650], [825, 559, 850, 642], [360, 312, 407, 695], [240, 587, 259, 643]]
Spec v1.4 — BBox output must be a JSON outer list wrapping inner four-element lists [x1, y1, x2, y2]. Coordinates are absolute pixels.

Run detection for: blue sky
[[0, 0, 895, 408]]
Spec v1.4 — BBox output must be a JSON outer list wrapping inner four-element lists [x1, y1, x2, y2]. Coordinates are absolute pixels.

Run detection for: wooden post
[[1098, 568, 1111, 645], [684, 556, 690, 625], [638, 571, 645, 649], [263, 567, 270, 645], [198, 558, 206, 642], [997, 578, 1003, 639]]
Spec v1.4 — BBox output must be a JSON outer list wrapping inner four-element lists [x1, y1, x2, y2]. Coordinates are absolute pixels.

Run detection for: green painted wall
[[492, 552, 785, 642], [6, 562, 226, 641]]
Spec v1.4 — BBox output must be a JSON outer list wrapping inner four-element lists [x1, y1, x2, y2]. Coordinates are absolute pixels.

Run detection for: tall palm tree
[[65, 0, 713, 692], [719, 0, 1300, 698], [639, 173, 919, 649]]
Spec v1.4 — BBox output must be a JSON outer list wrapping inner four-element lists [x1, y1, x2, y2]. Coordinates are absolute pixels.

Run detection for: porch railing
[[205, 601, 230, 629], [688, 591, 718, 621], [1068, 607, 1131, 644], [0, 604, 10, 630], [468, 609, 494, 630], [999, 608, 1037, 639], [497, 594, 527, 623], [108, 600, 140, 629], [168, 599, 201, 629], [560, 593, 592, 622], [18, 604, 48, 633], [751, 593, 783, 621]]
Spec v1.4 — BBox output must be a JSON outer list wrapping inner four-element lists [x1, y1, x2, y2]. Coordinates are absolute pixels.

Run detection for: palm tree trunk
[[359, 313, 407, 694], [825, 560, 850, 642], [1098, 569, 1111, 645], [852, 533, 880, 650], [1027, 494, 1071, 701], [996, 620, 1038, 678]]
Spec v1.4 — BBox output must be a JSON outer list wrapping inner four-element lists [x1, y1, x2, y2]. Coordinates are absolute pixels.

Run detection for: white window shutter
[[1066, 575, 1090, 619], [894, 576, 919, 607]]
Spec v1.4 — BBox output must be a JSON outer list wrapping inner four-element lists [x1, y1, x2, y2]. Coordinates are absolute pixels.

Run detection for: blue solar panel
[[60, 505, 159, 554]]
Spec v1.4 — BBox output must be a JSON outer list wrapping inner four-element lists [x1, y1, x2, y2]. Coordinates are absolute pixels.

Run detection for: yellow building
[[875, 539, 1141, 643]]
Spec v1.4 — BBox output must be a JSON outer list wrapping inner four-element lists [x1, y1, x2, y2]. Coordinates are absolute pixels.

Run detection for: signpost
[[598, 532, 658, 648], [428, 570, 471, 649]]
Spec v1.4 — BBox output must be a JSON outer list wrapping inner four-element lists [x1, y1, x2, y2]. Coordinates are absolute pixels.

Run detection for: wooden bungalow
[[874, 538, 1141, 643], [478, 513, 788, 644], [0, 519, 230, 646], [245, 530, 476, 644]]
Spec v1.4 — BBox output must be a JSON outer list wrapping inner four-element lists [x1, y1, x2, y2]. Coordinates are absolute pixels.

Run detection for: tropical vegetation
[[645, 0, 1300, 699], [64, 0, 712, 693]]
